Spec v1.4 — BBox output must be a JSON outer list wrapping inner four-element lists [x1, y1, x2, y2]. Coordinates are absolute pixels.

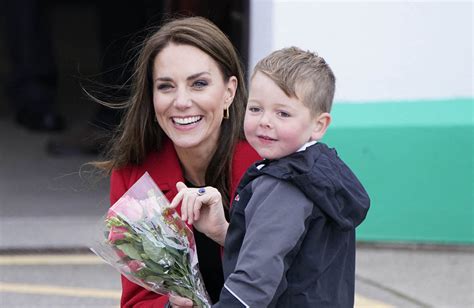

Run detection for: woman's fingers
[[183, 191, 197, 225], [176, 181, 187, 191], [169, 182, 187, 209], [193, 197, 202, 221], [171, 183, 222, 225], [169, 293, 194, 307]]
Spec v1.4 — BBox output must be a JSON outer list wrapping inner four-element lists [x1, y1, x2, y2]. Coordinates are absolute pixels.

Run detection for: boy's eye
[[193, 80, 208, 88], [277, 111, 291, 118], [248, 106, 261, 113]]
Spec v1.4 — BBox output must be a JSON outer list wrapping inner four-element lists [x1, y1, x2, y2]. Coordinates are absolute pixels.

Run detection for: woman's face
[[152, 43, 237, 154]]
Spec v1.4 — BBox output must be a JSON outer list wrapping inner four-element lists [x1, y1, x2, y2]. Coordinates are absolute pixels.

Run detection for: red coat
[[110, 138, 260, 307]]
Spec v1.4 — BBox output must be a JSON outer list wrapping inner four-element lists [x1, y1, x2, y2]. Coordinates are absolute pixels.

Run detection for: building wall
[[250, 0, 472, 101], [249, 0, 473, 244]]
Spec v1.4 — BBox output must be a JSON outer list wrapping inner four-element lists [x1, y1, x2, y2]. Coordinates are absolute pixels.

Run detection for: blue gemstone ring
[[197, 187, 206, 196]]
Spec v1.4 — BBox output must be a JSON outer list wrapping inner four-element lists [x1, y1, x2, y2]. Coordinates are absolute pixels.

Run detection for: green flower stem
[[143, 258, 193, 288], [106, 210, 209, 307]]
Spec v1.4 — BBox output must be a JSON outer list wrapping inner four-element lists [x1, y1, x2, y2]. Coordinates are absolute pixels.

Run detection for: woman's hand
[[169, 182, 228, 245], [168, 293, 194, 307]]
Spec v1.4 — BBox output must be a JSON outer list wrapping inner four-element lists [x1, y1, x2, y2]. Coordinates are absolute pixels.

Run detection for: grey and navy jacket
[[213, 142, 370, 308]]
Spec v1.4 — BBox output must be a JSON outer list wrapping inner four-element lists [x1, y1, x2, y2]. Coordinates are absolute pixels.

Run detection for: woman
[[97, 17, 259, 307]]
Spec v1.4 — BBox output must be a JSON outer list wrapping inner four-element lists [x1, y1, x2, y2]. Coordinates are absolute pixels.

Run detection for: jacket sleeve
[[110, 169, 169, 308], [214, 176, 314, 307]]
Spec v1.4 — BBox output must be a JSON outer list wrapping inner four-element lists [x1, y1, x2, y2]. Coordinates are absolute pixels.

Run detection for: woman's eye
[[248, 107, 261, 113], [157, 83, 172, 91], [193, 80, 208, 88]]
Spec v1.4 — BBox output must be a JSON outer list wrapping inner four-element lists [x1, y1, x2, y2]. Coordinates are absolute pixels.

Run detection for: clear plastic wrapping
[[90, 172, 210, 307]]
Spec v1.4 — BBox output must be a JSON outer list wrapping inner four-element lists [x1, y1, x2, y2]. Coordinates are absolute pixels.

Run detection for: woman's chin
[[170, 136, 205, 151]]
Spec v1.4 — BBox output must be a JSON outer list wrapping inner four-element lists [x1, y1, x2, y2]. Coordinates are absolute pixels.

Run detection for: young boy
[[172, 47, 370, 307]]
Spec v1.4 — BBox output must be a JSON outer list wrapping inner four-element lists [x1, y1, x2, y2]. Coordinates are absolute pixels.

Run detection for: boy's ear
[[311, 112, 331, 141]]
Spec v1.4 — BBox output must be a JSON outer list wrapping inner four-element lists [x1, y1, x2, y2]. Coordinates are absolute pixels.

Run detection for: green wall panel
[[323, 98, 473, 244]]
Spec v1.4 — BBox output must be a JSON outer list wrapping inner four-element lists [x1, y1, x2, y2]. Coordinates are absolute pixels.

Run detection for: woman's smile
[[172, 116, 203, 126]]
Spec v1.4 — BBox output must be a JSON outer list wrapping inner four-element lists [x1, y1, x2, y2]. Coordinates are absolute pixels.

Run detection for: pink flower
[[127, 260, 144, 273], [106, 209, 118, 220], [141, 197, 158, 219], [114, 248, 127, 259], [108, 226, 128, 243], [112, 195, 144, 222]]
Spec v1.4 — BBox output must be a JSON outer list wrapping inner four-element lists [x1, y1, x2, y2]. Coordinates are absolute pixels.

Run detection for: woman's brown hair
[[93, 16, 247, 208]]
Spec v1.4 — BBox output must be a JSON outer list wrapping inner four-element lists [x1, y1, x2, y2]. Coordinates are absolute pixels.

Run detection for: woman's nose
[[173, 88, 192, 109]]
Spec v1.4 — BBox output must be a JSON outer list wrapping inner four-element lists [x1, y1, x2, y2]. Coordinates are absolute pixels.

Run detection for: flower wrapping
[[90, 172, 211, 307]]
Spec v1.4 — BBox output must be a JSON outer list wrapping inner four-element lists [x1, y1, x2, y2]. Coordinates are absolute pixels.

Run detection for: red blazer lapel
[[144, 138, 184, 205]]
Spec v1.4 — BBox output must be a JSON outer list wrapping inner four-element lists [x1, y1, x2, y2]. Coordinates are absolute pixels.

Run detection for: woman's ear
[[311, 112, 331, 141], [224, 76, 238, 108]]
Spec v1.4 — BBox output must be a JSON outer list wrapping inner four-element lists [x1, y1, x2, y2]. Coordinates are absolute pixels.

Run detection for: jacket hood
[[251, 143, 370, 230]]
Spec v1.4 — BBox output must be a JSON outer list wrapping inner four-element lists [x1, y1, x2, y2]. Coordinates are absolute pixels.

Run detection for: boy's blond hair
[[252, 47, 336, 115]]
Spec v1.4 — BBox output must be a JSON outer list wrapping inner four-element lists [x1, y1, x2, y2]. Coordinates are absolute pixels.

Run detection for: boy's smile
[[257, 134, 277, 143]]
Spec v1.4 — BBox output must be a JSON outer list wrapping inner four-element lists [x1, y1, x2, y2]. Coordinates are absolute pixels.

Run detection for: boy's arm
[[214, 175, 314, 308]]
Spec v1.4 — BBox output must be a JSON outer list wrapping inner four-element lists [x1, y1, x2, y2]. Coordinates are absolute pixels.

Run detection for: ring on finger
[[197, 187, 206, 196]]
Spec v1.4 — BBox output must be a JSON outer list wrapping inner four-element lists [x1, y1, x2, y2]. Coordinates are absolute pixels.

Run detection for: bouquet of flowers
[[90, 172, 211, 307]]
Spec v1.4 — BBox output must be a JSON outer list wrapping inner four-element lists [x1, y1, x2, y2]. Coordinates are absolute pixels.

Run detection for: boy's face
[[244, 72, 321, 160]]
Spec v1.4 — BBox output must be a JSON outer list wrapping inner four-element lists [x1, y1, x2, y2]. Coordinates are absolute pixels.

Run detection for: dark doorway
[[165, 0, 250, 70], [0, 0, 250, 154]]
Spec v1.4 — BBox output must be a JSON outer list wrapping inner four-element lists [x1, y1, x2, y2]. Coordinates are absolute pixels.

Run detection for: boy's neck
[[296, 140, 318, 152], [258, 141, 318, 169]]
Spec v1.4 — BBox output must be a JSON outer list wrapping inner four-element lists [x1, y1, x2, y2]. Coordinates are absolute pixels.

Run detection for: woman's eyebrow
[[187, 71, 210, 81], [154, 76, 172, 82], [154, 71, 210, 83]]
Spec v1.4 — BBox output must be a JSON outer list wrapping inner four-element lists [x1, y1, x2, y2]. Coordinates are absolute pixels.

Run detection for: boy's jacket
[[216, 142, 370, 308]]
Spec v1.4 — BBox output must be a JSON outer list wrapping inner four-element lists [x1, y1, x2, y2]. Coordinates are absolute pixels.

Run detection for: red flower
[[115, 248, 127, 259], [127, 260, 144, 273], [108, 226, 128, 243]]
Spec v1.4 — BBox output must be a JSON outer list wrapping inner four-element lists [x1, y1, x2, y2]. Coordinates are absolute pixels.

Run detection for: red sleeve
[[110, 168, 128, 205], [110, 169, 170, 308], [121, 276, 169, 308], [230, 141, 261, 198]]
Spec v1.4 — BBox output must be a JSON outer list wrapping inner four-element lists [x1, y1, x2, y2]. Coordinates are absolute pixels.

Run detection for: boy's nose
[[258, 113, 272, 128]]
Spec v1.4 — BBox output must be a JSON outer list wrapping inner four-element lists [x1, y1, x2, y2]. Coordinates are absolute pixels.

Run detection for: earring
[[223, 107, 230, 119]]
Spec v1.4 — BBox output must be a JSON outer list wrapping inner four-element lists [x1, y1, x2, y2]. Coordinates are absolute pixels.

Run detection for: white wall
[[250, 0, 473, 102]]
